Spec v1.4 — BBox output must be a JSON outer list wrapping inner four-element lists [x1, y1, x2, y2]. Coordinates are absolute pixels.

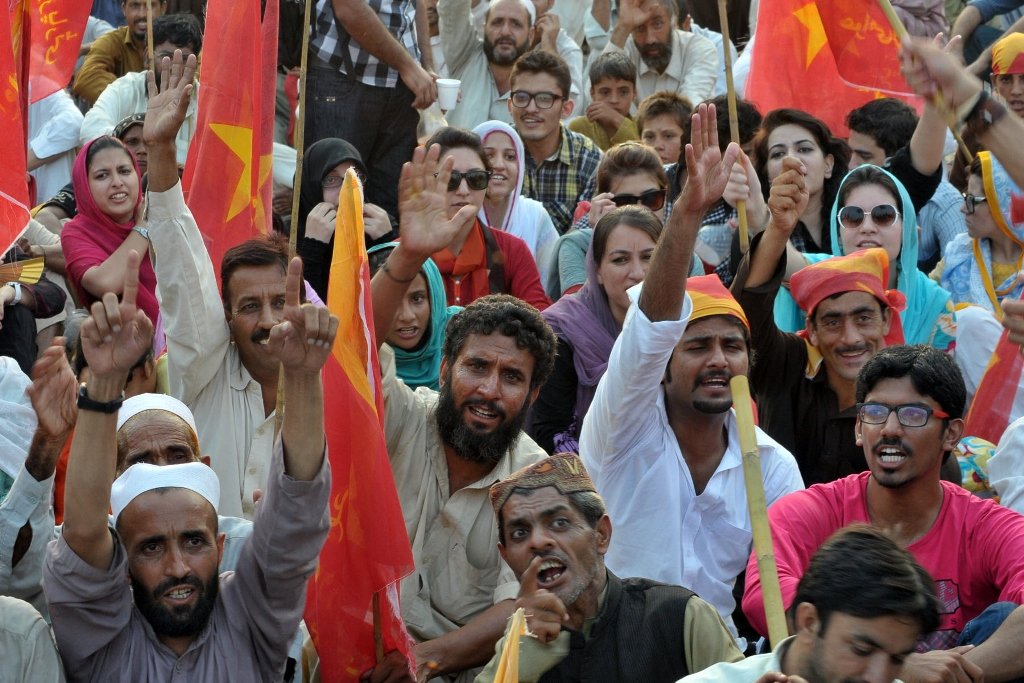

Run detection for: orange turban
[[688, 274, 749, 329], [993, 33, 1024, 75]]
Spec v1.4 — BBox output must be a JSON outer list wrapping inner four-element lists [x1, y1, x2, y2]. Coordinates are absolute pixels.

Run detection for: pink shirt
[[743, 472, 1024, 649]]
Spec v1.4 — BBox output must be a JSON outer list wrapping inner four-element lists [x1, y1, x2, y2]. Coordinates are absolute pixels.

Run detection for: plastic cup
[[436, 78, 461, 111]]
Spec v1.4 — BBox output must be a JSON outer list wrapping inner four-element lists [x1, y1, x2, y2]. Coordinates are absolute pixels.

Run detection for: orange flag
[[746, 0, 920, 136], [26, 0, 89, 102], [1, 1, 31, 252], [964, 300, 1024, 444], [182, 0, 276, 283], [305, 170, 416, 681]]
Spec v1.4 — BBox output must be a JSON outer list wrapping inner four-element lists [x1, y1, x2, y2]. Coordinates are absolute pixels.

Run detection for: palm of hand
[[83, 311, 153, 379], [400, 185, 456, 255], [30, 368, 77, 437], [681, 148, 728, 212]]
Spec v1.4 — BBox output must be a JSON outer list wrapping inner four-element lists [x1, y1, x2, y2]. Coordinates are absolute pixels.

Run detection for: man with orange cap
[[579, 103, 803, 648], [991, 32, 1024, 118]]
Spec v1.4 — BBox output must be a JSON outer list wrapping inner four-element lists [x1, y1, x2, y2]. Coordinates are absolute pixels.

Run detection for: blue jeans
[[304, 62, 418, 218], [958, 602, 1024, 682]]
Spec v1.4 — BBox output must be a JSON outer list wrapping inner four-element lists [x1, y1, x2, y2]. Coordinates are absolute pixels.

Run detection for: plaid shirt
[[521, 125, 602, 235], [311, 0, 418, 88]]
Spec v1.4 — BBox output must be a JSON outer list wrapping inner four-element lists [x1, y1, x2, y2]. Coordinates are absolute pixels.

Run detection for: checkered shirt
[[311, 0, 419, 87]]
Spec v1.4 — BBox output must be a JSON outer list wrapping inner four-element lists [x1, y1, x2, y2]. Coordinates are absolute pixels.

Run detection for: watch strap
[[77, 384, 125, 414]]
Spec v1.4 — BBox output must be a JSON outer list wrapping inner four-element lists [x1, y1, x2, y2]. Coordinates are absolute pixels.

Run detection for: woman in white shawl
[[473, 120, 559, 290]]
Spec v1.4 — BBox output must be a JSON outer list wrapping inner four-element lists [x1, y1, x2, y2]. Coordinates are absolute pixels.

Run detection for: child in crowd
[[636, 91, 692, 165], [568, 53, 639, 151]]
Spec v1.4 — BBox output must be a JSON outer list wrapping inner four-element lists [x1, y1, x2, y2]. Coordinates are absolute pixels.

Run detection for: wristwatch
[[77, 383, 125, 413], [132, 225, 151, 241], [3, 281, 21, 305]]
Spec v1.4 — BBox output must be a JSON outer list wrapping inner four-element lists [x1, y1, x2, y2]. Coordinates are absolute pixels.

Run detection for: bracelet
[[381, 259, 417, 284], [77, 383, 125, 413], [132, 225, 150, 241]]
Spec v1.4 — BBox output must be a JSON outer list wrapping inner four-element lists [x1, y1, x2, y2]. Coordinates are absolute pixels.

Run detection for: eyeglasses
[[322, 171, 366, 189], [838, 204, 901, 229], [962, 193, 988, 215], [510, 90, 565, 109], [856, 402, 950, 427], [611, 188, 667, 211], [435, 169, 491, 191]]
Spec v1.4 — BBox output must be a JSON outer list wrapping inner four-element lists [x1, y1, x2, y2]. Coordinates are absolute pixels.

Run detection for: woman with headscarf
[[472, 120, 559, 289], [296, 137, 397, 299], [367, 243, 459, 390]]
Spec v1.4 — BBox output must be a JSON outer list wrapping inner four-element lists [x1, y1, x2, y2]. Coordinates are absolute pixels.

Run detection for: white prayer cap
[[110, 462, 220, 522], [489, 0, 536, 25], [117, 393, 198, 435]]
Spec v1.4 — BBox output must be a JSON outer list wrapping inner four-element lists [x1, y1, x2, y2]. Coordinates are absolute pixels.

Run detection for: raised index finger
[[122, 250, 142, 308], [286, 256, 304, 308], [518, 555, 545, 597]]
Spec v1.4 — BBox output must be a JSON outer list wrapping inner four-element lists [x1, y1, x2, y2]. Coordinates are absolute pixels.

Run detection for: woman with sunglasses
[[941, 151, 1024, 312], [529, 205, 663, 454], [295, 138, 397, 299], [546, 142, 701, 299], [776, 165, 955, 350], [472, 121, 559, 290], [420, 127, 550, 310]]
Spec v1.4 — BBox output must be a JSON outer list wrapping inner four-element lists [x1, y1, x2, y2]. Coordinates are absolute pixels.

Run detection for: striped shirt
[[521, 125, 602, 235], [311, 0, 419, 88]]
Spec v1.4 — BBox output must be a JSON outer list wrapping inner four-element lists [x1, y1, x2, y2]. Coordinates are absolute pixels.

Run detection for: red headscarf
[[60, 137, 159, 325]]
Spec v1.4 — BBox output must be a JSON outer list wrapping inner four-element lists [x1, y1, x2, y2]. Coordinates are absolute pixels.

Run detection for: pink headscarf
[[60, 137, 159, 326]]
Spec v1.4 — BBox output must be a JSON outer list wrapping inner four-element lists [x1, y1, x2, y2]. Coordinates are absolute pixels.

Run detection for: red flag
[[1, 1, 31, 252], [182, 0, 277, 284], [746, 0, 921, 136], [964, 303, 1024, 444], [27, 0, 90, 102], [1012, 192, 1024, 225], [305, 171, 416, 681]]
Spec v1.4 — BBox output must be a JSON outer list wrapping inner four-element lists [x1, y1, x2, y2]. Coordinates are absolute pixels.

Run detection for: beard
[[132, 572, 219, 639], [691, 370, 734, 415], [639, 40, 672, 73], [435, 379, 530, 466], [483, 35, 530, 67]]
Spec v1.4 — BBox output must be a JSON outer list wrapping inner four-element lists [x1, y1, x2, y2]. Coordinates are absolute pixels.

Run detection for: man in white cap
[[42, 245, 338, 681]]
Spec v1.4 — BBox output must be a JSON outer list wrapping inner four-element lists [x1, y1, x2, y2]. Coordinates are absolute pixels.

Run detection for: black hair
[[837, 164, 905, 215], [588, 51, 637, 87], [845, 98, 918, 159], [592, 206, 664, 263], [856, 345, 967, 420], [220, 232, 291, 309], [152, 13, 203, 54], [424, 127, 492, 173], [511, 50, 572, 100], [86, 136, 131, 169], [497, 486, 606, 544]]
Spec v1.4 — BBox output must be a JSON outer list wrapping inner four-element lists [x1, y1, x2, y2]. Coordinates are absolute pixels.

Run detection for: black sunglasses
[[611, 188, 667, 211], [435, 170, 492, 191], [838, 204, 901, 229], [962, 192, 987, 215]]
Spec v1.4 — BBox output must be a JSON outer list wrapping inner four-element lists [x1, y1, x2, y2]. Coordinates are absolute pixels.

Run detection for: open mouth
[[537, 558, 566, 587], [468, 404, 498, 420], [876, 445, 908, 466], [395, 326, 420, 340]]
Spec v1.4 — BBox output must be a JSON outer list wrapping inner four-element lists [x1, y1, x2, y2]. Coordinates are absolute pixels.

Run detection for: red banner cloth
[[1, 1, 31, 252], [28, 0, 89, 102]]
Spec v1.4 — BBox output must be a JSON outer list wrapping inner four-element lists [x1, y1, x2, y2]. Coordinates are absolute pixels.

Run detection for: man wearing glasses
[[742, 344, 1024, 683], [507, 50, 602, 235]]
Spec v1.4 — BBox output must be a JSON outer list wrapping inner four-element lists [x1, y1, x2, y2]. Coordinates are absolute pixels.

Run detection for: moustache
[[152, 575, 204, 601], [693, 370, 732, 390], [461, 398, 507, 421], [873, 436, 912, 456], [835, 344, 870, 356], [251, 328, 271, 345]]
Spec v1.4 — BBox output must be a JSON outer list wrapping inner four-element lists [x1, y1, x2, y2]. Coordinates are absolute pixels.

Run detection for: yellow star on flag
[[793, 2, 827, 70], [210, 122, 273, 225]]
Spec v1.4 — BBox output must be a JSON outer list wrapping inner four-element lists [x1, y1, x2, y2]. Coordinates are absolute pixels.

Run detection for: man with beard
[[743, 345, 1024, 683], [42, 243, 335, 680], [686, 525, 941, 683], [370, 143, 556, 682], [439, 0, 538, 129], [475, 452, 742, 681], [579, 104, 802, 647], [602, 0, 717, 107], [74, 0, 169, 105]]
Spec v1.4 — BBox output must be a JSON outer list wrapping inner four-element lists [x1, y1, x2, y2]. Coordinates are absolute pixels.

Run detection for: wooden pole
[[716, 0, 749, 252], [372, 592, 384, 663], [145, 0, 155, 69], [875, 0, 973, 163], [730, 375, 789, 648]]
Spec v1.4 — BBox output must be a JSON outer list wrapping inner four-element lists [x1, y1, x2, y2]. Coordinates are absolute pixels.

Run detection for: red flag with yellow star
[[182, 0, 276, 281], [745, 0, 919, 136], [1, 0, 31, 251], [305, 170, 416, 681], [26, 0, 90, 103]]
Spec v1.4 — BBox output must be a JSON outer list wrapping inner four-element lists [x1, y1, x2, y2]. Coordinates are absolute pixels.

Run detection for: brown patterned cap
[[490, 452, 596, 513]]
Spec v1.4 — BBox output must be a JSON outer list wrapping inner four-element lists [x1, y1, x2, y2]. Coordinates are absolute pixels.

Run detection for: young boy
[[637, 91, 692, 165], [568, 52, 639, 150]]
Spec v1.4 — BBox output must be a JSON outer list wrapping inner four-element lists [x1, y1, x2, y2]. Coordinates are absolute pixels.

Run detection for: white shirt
[[691, 23, 738, 98], [28, 90, 82, 202], [603, 28, 718, 106], [148, 182, 275, 519], [580, 285, 804, 640]]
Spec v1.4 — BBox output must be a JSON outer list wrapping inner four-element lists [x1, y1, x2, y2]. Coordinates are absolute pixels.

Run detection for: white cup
[[436, 78, 461, 111]]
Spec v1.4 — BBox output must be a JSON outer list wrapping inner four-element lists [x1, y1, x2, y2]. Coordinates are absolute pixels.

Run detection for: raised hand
[[616, 0, 655, 31], [265, 257, 340, 374], [80, 250, 154, 383], [144, 48, 197, 147], [677, 103, 741, 216], [766, 157, 809, 238], [899, 36, 981, 110], [515, 556, 569, 644], [587, 192, 618, 226], [397, 144, 478, 260], [28, 338, 77, 440]]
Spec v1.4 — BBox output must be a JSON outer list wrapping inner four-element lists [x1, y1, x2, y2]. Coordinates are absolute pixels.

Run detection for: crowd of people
[[6, 0, 1024, 681]]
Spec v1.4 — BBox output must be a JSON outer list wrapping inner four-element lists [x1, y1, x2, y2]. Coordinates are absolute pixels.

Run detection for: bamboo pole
[[145, 0, 155, 69], [716, 0, 749, 252], [730, 375, 788, 648], [875, 0, 972, 163]]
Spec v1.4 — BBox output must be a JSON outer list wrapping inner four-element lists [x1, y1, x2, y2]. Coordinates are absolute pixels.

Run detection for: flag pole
[[145, 0, 155, 70], [716, 0, 749, 252], [875, 0, 972, 163], [730, 375, 788, 648]]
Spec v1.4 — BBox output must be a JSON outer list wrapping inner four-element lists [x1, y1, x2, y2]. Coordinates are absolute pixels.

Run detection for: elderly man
[[743, 346, 1024, 683], [686, 525, 941, 683], [603, 0, 717, 106], [42, 240, 336, 680], [370, 143, 557, 681], [476, 452, 742, 681], [579, 104, 802, 646]]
